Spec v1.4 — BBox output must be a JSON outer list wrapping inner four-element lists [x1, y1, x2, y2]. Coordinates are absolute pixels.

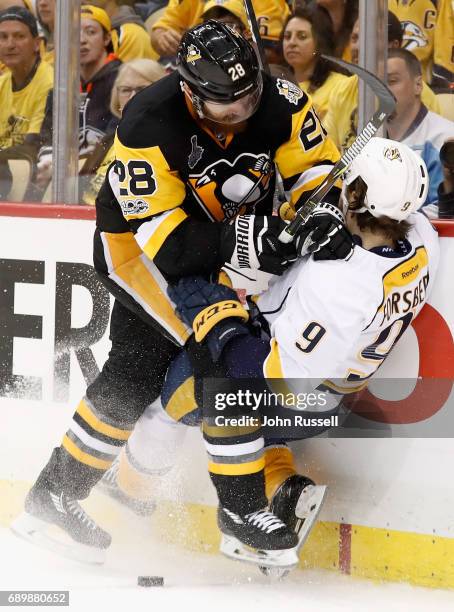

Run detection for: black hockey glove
[[296, 202, 355, 261], [168, 276, 249, 362], [220, 215, 299, 276]]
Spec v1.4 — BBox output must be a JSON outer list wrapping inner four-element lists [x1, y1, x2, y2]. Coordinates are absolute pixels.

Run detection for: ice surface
[[2, 514, 454, 612]]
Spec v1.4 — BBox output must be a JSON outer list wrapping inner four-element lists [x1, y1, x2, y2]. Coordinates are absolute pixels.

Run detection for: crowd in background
[[0, 0, 453, 218]]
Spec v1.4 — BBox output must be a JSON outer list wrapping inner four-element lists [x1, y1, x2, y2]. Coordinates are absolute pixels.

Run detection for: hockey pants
[[37, 300, 180, 499]]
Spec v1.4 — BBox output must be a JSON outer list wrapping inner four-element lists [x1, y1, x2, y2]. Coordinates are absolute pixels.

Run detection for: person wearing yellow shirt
[[281, 4, 349, 122], [0, 6, 52, 153], [324, 12, 441, 151], [432, 0, 454, 89], [388, 0, 436, 82], [90, 0, 155, 62], [151, 0, 289, 61]]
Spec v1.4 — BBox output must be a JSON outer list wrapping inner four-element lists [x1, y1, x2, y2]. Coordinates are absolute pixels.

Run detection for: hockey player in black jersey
[[12, 21, 354, 566]]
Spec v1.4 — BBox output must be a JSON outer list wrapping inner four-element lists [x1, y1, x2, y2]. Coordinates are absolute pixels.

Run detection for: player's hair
[[388, 48, 422, 78], [347, 177, 412, 241], [281, 4, 336, 91], [387, 11, 403, 47], [110, 58, 167, 116]]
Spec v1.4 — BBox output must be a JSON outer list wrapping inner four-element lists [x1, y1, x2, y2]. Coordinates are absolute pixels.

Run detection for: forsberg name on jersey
[[383, 272, 430, 322]]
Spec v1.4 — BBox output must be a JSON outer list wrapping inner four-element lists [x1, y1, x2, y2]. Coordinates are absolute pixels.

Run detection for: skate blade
[[11, 512, 106, 565], [220, 534, 299, 570], [294, 484, 327, 552]]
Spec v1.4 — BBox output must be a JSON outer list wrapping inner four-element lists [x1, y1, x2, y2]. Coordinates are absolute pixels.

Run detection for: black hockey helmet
[[177, 20, 262, 104]]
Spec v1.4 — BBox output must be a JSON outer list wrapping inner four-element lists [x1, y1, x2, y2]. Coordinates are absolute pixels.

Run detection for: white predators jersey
[[256, 213, 440, 394]]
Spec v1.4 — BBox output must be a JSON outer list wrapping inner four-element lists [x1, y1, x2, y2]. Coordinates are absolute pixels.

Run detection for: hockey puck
[[137, 576, 164, 587]]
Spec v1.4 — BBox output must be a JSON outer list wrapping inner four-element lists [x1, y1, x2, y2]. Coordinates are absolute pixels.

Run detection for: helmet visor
[[202, 78, 263, 125]]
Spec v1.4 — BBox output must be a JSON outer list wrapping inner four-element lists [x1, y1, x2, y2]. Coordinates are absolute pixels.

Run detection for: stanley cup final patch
[[188, 135, 204, 169]]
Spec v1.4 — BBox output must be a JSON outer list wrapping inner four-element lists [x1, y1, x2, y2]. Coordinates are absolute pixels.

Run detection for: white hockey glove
[[220, 215, 299, 275]]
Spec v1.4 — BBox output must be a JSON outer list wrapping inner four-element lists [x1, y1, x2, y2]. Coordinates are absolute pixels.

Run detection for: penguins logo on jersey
[[276, 79, 304, 106], [186, 44, 202, 63], [188, 152, 273, 220], [401, 21, 428, 50], [384, 147, 403, 162]]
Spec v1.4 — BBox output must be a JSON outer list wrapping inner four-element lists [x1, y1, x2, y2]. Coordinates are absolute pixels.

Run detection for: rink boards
[[0, 204, 453, 589]]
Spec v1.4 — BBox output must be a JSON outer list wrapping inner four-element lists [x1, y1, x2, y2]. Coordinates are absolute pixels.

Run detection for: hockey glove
[[220, 215, 299, 276], [296, 202, 355, 261], [168, 276, 250, 362]]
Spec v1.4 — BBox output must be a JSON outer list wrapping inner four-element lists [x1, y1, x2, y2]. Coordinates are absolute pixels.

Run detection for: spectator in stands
[[324, 11, 441, 151], [315, 0, 358, 60], [36, 5, 121, 189], [81, 58, 166, 205], [281, 4, 349, 120], [201, 0, 248, 37], [438, 140, 454, 218], [36, 0, 54, 65], [0, 1, 28, 9], [150, 0, 289, 63], [388, 0, 435, 82], [0, 6, 52, 155], [79, 5, 121, 153], [432, 0, 454, 89], [386, 48, 454, 213], [89, 0, 156, 62]]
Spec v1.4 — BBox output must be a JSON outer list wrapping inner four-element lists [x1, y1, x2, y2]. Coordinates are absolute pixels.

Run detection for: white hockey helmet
[[342, 137, 429, 221]]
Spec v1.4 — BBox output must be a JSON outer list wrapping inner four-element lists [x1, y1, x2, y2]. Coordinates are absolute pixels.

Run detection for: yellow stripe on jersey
[[101, 231, 190, 344], [379, 246, 429, 310], [104, 232, 142, 271], [208, 457, 265, 476], [274, 94, 340, 207], [76, 400, 132, 441], [322, 378, 369, 395], [114, 134, 186, 220], [165, 376, 198, 422], [135, 207, 188, 259], [113, 255, 190, 343], [264, 338, 284, 379], [62, 435, 112, 470]]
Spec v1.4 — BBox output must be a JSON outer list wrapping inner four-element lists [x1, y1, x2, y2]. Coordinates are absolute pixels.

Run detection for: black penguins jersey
[[94, 70, 340, 345]]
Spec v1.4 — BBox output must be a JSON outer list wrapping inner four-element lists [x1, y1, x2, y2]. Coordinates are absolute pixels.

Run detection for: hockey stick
[[279, 56, 396, 243], [243, 0, 270, 75]]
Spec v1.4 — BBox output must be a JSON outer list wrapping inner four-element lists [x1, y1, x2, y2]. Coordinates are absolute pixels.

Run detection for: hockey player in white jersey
[[145, 137, 439, 570]]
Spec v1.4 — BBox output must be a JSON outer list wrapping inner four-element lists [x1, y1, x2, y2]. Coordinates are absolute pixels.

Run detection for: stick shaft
[[243, 0, 270, 75]]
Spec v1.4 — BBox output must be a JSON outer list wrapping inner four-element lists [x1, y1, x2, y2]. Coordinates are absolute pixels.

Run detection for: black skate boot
[[97, 459, 156, 517], [218, 506, 299, 570], [11, 477, 111, 565], [261, 475, 327, 577]]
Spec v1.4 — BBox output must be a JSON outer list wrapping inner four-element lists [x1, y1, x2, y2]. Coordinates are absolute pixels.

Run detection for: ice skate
[[11, 477, 111, 565], [218, 506, 299, 570], [260, 475, 327, 578]]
